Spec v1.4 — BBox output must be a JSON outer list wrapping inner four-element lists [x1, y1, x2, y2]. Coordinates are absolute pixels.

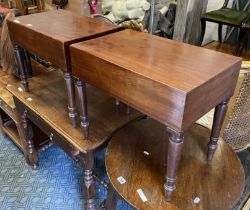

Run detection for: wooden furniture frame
[[0, 73, 24, 149], [7, 70, 142, 209], [7, 9, 123, 128], [199, 0, 249, 55], [0, 72, 49, 152], [70, 29, 242, 201]]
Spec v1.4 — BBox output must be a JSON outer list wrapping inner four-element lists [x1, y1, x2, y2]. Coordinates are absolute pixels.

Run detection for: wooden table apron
[[7, 9, 123, 128], [69, 29, 242, 201]]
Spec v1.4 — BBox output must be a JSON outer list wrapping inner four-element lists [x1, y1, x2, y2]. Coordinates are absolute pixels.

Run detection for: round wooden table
[[105, 118, 245, 210]]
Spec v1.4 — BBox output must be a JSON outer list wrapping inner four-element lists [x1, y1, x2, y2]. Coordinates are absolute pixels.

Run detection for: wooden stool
[[105, 118, 244, 210], [70, 29, 242, 201], [7, 10, 123, 127], [7, 70, 142, 210]]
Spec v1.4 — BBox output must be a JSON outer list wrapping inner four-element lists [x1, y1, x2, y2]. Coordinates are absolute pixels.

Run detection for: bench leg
[[22, 110, 38, 169], [76, 80, 89, 139], [105, 184, 118, 210], [13, 44, 29, 91], [64, 72, 77, 128], [23, 49, 33, 76], [207, 99, 229, 161], [82, 153, 96, 210], [164, 130, 184, 202]]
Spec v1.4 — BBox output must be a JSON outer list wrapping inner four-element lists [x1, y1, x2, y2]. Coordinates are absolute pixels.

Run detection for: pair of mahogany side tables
[[6, 10, 244, 210]]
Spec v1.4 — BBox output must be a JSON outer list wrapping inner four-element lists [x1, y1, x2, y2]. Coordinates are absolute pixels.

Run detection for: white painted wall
[[203, 0, 233, 44]]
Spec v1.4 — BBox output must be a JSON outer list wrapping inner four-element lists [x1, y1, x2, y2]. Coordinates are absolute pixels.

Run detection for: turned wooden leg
[[23, 49, 33, 76], [64, 72, 77, 128], [207, 99, 229, 161], [22, 110, 38, 169], [105, 184, 118, 210], [76, 80, 89, 139], [13, 44, 29, 91], [164, 129, 184, 202], [218, 24, 223, 43], [199, 19, 206, 46], [82, 153, 96, 210]]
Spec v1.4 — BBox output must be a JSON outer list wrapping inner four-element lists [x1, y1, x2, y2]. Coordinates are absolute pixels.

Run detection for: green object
[[202, 8, 249, 26], [245, 18, 250, 28]]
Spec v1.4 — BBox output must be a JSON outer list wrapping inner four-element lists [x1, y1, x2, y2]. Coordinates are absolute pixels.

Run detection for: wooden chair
[[199, 0, 249, 55], [236, 16, 250, 55], [105, 118, 244, 210]]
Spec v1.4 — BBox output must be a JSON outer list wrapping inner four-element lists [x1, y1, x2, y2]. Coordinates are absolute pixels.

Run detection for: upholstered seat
[[202, 8, 248, 26], [199, 0, 250, 56]]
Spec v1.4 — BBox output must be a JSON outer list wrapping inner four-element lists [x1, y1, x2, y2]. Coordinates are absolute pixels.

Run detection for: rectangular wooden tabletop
[[7, 10, 122, 71], [70, 29, 242, 133]]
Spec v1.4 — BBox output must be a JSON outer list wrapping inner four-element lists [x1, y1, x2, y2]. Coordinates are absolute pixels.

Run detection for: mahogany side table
[[7, 9, 123, 127], [7, 70, 142, 210], [70, 29, 242, 201]]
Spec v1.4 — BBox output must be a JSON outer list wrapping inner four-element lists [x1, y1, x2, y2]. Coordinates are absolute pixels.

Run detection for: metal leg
[[76, 80, 89, 139], [207, 99, 229, 161], [164, 129, 184, 201], [13, 44, 29, 91], [64, 72, 77, 128], [22, 110, 38, 169]]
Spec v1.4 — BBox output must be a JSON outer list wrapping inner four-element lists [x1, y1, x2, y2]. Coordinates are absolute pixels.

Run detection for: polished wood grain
[[70, 29, 242, 133], [7, 70, 142, 153], [207, 99, 229, 161], [7, 9, 123, 71], [105, 119, 245, 210], [7, 9, 123, 127]]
